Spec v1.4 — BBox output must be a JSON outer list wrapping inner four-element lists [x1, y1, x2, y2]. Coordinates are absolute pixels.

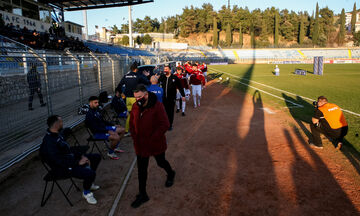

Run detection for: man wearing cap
[[158, 64, 185, 130], [116, 62, 150, 136]]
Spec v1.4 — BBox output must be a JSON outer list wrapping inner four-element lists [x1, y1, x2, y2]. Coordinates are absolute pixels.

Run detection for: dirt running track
[[116, 80, 360, 216]]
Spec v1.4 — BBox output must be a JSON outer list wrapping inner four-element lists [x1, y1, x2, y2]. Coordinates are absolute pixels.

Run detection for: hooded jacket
[[129, 92, 170, 157]]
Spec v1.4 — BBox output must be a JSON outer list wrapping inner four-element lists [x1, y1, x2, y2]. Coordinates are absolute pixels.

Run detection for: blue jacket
[[116, 71, 150, 98], [39, 130, 81, 173], [85, 108, 113, 134], [147, 84, 164, 103]]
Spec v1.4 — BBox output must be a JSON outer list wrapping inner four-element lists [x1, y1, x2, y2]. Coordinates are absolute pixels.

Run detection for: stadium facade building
[[0, 0, 52, 32], [345, 10, 360, 32], [0, 0, 83, 39]]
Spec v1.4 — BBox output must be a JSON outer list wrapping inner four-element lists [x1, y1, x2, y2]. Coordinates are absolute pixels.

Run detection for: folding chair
[[85, 126, 109, 160], [40, 160, 80, 207]]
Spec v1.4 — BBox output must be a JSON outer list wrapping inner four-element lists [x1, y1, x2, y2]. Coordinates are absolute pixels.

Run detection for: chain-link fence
[[0, 35, 159, 171]]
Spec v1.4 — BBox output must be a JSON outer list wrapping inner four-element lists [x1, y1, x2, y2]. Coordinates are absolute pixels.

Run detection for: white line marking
[[260, 108, 276, 114], [209, 68, 360, 117], [209, 68, 303, 108], [108, 156, 137, 216]]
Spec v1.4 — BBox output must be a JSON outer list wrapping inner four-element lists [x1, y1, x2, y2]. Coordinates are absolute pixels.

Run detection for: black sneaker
[[131, 194, 149, 208], [28, 107, 34, 111], [41, 103, 46, 107], [165, 171, 176, 187], [182, 112, 185, 116], [176, 109, 180, 113]]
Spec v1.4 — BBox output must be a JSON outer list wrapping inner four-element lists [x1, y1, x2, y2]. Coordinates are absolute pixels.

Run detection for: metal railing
[[0, 35, 159, 172]]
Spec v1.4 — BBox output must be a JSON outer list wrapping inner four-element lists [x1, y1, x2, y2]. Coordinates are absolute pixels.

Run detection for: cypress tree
[[250, 22, 255, 48], [239, 22, 243, 48], [299, 17, 304, 45], [274, 13, 279, 47], [351, 3, 357, 34], [226, 22, 232, 47], [312, 2, 320, 45], [339, 8, 346, 45], [213, 15, 218, 48]]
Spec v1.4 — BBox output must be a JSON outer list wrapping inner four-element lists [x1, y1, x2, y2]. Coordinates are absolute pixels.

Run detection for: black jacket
[[27, 68, 41, 89], [111, 95, 127, 114], [158, 74, 185, 101], [39, 130, 81, 174], [85, 108, 114, 134], [116, 71, 150, 98]]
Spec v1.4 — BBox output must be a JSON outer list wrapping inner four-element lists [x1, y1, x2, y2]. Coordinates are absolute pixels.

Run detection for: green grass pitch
[[208, 63, 360, 151]]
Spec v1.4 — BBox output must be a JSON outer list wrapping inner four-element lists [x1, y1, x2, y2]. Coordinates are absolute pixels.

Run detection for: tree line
[[110, 2, 359, 48]]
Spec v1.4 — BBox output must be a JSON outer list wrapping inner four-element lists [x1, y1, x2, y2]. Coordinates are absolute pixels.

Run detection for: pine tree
[[239, 22, 243, 48], [339, 8, 346, 45], [299, 17, 305, 45], [351, 3, 357, 34], [312, 2, 320, 45], [226, 22, 232, 47], [213, 15, 218, 48], [274, 13, 279, 47]]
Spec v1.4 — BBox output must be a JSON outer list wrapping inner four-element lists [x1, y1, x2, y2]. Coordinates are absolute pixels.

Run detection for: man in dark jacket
[[158, 64, 185, 130], [27, 65, 46, 110], [116, 62, 150, 135], [111, 89, 127, 117], [85, 96, 125, 160], [129, 84, 176, 208], [40, 115, 101, 204]]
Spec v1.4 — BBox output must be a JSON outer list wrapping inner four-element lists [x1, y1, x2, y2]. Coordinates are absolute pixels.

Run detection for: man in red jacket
[[129, 84, 176, 208]]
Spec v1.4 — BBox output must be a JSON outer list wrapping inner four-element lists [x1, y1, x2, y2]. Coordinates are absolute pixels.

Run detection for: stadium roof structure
[[39, 0, 154, 11]]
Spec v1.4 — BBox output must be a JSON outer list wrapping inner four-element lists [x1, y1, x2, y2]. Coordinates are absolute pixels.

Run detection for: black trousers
[[137, 152, 173, 195], [163, 98, 175, 127], [310, 123, 348, 146], [28, 87, 44, 107], [70, 153, 101, 191]]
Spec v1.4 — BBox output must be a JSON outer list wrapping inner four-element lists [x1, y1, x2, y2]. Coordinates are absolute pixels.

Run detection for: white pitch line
[[108, 156, 137, 216], [210, 68, 360, 117], [260, 107, 276, 114]]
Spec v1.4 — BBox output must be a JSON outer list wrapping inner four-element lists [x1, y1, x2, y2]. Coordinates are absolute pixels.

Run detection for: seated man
[[85, 96, 125, 159], [111, 89, 127, 118], [40, 115, 101, 205], [310, 96, 348, 150]]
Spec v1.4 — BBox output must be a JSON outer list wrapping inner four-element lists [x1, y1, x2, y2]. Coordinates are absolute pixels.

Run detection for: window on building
[[67, 24, 71, 32], [0, 1, 12, 12], [21, 0, 39, 19], [39, 7, 51, 23], [12, 6, 22, 15]]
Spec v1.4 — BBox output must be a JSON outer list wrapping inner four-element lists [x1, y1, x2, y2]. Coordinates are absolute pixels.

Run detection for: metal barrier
[[0, 35, 159, 172]]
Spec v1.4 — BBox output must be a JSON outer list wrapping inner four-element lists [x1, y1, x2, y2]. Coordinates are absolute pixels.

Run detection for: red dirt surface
[[115, 80, 360, 216]]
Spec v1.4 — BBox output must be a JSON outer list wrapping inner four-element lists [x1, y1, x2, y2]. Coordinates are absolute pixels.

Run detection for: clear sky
[[64, 0, 359, 35]]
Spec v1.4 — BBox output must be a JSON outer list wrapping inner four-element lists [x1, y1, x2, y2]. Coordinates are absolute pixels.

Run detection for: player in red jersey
[[189, 64, 206, 108], [175, 67, 190, 116]]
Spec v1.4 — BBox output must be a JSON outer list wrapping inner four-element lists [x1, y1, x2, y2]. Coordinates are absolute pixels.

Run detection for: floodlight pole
[[83, 10, 88, 40], [129, 6, 133, 47]]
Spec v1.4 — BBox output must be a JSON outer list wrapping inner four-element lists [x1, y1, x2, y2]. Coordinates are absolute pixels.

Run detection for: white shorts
[[177, 89, 191, 100], [191, 84, 202, 97], [203, 72, 207, 77]]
